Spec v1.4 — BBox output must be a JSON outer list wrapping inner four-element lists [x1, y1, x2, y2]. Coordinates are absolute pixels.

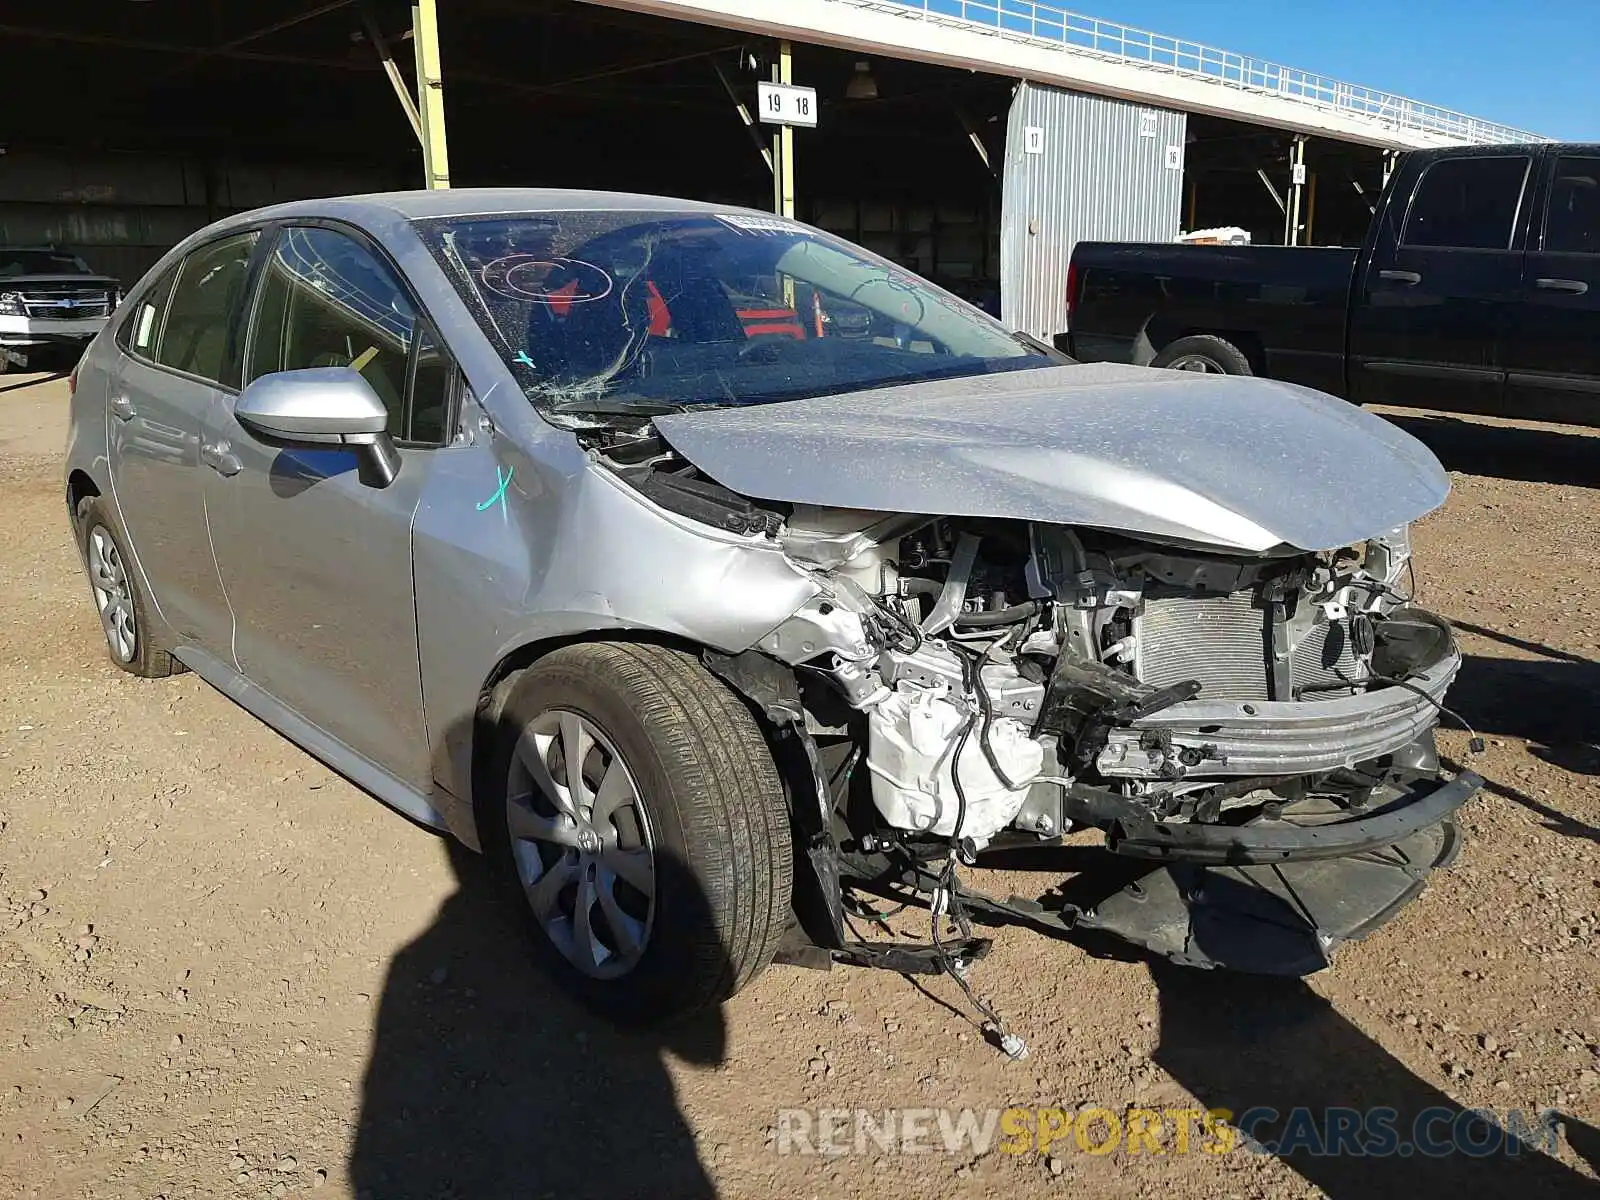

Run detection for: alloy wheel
[[87, 526, 137, 664], [505, 709, 657, 979]]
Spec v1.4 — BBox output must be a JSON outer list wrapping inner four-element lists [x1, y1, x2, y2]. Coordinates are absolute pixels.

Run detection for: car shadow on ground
[[1449, 639, 1600, 783], [1381, 411, 1600, 489], [1146, 960, 1599, 1198], [348, 839, 724, 1200], [1036, 869, 1600, 1196]]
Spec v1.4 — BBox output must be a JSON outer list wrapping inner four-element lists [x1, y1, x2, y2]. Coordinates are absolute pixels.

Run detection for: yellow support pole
[[412, 0, 451, 189], [1305, 170, 1318, 246], [774, 42, 795, 219], [1286, 135, 1307, 246]]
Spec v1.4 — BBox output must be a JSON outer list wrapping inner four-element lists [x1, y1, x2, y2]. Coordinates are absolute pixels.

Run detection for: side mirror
[[234, 367, 401, 487]]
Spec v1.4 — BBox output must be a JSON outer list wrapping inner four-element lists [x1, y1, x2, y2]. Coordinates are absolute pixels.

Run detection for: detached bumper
[[1077, 774, 1478, 975], [1110, 770, 1482, 864], [1097, 653, 1459, 779]]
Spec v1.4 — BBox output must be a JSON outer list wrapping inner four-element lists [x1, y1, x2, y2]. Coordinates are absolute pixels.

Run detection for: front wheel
[[1152, 333, 1254, 375], [483, 642, 793, 1023]]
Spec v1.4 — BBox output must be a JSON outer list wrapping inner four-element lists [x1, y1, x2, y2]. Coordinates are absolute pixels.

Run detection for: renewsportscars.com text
[[772, 1105, 1562, 1160]]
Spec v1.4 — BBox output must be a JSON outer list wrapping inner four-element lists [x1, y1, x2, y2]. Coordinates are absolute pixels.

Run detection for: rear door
[[1349, 153, 1533, 415], [1504, 149, 1600, 424], [199, 222, 455, 791], [108, 230, 257, 654]]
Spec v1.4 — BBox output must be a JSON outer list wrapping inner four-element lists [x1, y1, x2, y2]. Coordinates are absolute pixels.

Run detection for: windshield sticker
[[716, 213, 803, 237], [479, 255, 614, 308]]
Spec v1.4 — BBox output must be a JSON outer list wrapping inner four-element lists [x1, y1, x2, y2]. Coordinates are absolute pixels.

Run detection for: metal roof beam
[[0, 22, 379, 72], [581, 0, 1543, 150]]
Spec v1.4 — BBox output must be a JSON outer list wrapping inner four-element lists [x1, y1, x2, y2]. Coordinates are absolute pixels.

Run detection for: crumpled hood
[[653, 362, 1450, 553]]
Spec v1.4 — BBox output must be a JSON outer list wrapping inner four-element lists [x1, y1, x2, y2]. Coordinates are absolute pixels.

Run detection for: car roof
[[219, 188, 753, 230]]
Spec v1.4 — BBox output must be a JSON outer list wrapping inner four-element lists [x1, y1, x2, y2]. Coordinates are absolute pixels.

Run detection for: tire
[[75, 496, 181, 678], [483, 641, 793, 1023], [1152, 334, 1254, 376]]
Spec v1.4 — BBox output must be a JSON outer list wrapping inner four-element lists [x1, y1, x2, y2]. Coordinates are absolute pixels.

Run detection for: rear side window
[[1402, 156, 1530, 251], [156, 231, 259, 386], [116, 265, 179, 358], [1543, 156, 1600, 254], [246, 225, 448, 443]]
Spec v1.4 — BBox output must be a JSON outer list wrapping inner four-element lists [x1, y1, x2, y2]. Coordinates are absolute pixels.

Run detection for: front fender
[[413, 426, 819, 808]]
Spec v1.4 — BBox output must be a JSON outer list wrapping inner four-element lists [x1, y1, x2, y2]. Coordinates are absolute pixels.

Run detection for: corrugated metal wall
[[1001, 82, 1186, 340], [0, 150, 407, 288]]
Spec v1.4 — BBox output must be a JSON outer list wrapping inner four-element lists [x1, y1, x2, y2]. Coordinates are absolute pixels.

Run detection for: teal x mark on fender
[[477, 465, 513, 513]]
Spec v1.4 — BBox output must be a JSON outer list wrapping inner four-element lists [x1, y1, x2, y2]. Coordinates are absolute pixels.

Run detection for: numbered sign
[[757, 82, 819, 128]]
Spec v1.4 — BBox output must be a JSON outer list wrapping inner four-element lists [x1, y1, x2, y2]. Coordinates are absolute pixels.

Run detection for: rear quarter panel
[[62, 329, 117, 540]]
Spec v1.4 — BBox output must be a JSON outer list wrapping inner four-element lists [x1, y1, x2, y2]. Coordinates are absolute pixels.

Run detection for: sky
[[1092, 0, 1597, 139]]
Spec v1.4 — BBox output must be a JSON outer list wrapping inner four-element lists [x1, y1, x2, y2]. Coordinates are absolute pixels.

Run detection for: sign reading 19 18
[[757, 82, 819, 128]]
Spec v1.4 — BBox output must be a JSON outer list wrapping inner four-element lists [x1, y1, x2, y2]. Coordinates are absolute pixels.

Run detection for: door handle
[[1378, 269, 1422, 286], [200, 440, 241, 477], [110, 394, 136, 422], [1535, 277, 1589, 295]]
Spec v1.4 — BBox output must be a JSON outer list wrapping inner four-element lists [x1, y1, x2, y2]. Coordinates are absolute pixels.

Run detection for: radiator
[[1133, 587, 1364, 702]]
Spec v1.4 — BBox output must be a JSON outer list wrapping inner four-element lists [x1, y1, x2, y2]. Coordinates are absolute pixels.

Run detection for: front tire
[[1152, 333, 1254, 375], [484, 642, 793, 1023], [75, 496, 180, 678]]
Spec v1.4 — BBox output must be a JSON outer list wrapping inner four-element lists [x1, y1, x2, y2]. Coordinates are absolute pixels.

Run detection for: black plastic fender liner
[[1103, 771, 1482, 865]]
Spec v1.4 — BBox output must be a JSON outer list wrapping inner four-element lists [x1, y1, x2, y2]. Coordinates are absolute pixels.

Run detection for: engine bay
[[756, 501, 1455, 853], [593, 436, 1477, 1007]]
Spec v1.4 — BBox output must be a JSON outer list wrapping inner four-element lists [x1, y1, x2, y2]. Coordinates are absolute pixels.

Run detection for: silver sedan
[[64, 190, 1480, 1023]]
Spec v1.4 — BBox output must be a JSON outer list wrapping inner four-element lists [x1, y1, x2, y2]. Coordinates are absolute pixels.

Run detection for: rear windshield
[[0, 249, 93, 277], [412, 210, 1049, 420]]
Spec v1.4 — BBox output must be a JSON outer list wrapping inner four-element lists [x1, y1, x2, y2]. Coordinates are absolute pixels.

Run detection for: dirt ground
[[0, 371, 1596, 1200]]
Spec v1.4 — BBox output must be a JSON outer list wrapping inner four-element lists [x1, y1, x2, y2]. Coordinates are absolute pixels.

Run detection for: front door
[[107, 232, 257, 654], [199, 223, 448, 791], [1504, 150, 1600, 425], [1349, 153, 1533, 416]]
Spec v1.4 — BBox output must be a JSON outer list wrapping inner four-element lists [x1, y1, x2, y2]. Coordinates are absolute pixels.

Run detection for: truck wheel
[[484, 642, 793, 1024], [1153, 334, 1253, 375]]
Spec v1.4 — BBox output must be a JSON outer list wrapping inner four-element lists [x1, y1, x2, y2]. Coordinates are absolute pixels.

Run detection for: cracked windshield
[[415, 210, 1053, 418]]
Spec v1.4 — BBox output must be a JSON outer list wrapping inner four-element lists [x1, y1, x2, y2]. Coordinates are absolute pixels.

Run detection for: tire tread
[[492, 641, 792, 1020]]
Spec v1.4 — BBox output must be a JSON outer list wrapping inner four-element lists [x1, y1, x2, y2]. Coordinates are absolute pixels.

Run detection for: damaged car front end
[[588, 363, 1480, 982], [414, 204, 1480, 1023]]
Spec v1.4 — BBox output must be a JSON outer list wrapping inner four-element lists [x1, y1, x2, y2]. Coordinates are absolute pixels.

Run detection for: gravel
[[0, 380, 1595, 1198]]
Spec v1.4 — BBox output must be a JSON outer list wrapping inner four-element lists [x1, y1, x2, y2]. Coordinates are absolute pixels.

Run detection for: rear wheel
[[1152, 334, 1254, 375], [483, 642, 793, 1023], [75, 497, 180, 678]]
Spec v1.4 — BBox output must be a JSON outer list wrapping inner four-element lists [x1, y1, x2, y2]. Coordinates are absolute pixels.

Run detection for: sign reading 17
[[757, 82, 819, 128]]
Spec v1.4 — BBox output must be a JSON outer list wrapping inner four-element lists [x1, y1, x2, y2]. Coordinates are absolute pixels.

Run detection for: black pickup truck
[[1067, 142, 1600, 426]]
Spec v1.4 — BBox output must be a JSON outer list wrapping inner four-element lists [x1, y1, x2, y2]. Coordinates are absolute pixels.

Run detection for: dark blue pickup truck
[[1067, 142, 1600, 427]]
